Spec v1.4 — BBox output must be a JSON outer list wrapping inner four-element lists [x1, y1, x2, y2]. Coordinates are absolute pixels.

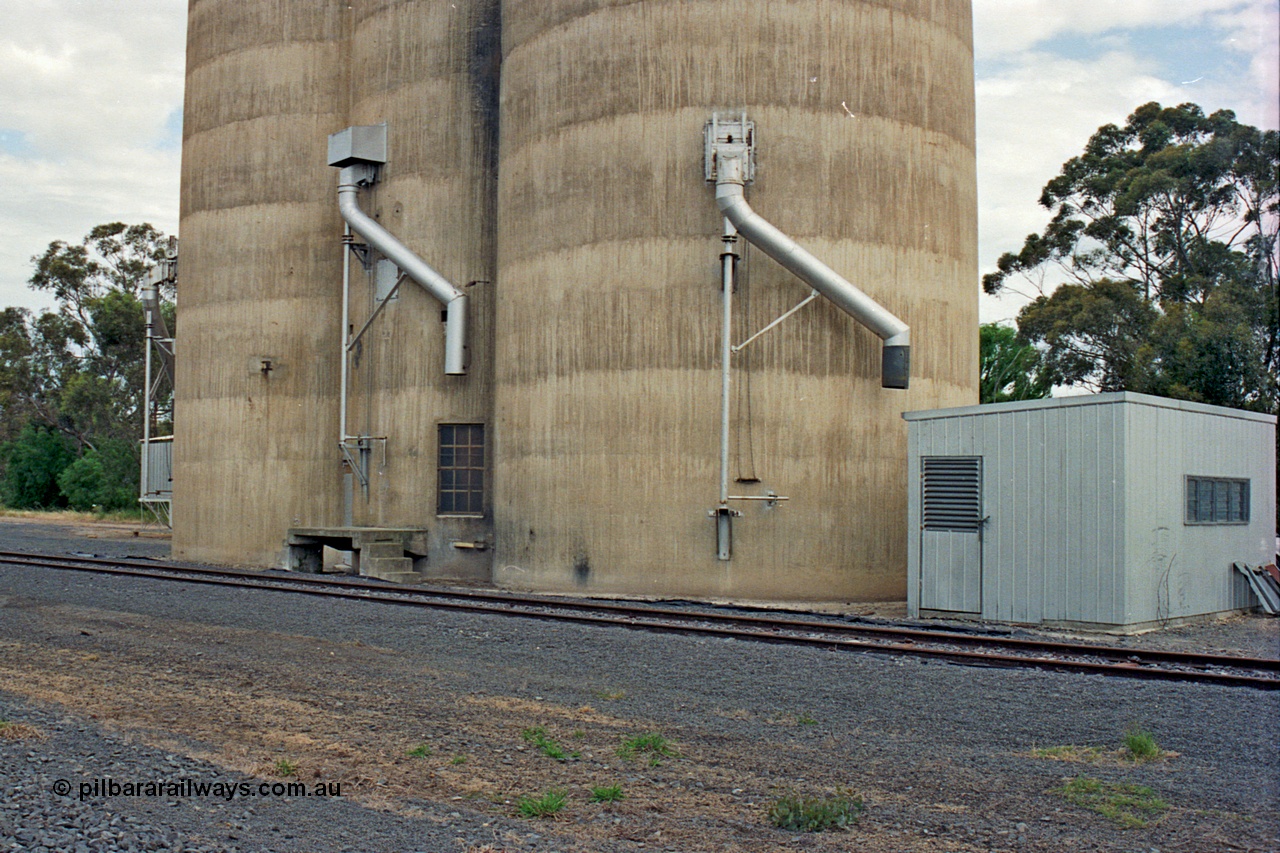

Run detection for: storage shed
[[903, 393, 1276, 630]]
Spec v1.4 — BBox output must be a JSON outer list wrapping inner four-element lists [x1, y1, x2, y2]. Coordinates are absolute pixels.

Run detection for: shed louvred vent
[[922, 456, 982, 531]]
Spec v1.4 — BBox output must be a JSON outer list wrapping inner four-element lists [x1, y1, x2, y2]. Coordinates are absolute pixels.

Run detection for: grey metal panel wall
[[908, 395, 1128, 625], [976, 399, 1125, 624], [909, 392, 1275, 627], [1123, 396, 1277, 623]]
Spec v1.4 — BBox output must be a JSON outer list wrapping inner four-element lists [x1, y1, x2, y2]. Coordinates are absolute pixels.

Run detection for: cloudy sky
[[0, 0, 1276, 322]]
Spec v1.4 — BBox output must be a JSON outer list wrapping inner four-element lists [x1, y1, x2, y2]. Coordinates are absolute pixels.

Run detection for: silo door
[[919, 456, 983, 613]]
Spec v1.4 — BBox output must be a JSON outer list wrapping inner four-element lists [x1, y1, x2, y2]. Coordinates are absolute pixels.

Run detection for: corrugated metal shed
[[904, 392, 1276, 630]]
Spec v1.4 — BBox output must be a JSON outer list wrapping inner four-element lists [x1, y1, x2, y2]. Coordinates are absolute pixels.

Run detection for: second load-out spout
[[711, 144, 910, 389]]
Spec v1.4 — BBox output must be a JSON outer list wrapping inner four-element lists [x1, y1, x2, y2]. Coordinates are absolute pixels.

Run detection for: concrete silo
[[174, 1, 350, 566], [175, 1, 500, 572], [175, 0, 977, 600], [492, 0, 978, 599]]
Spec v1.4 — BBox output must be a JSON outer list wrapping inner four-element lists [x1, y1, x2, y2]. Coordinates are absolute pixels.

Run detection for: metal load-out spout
[[712, 145, 910, 389], [329, 125, 468, 376], [336, 168, 468, 375]]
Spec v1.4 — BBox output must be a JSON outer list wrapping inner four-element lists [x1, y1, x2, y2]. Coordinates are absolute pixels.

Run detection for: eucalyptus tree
[[985, 102, 1277, 412]]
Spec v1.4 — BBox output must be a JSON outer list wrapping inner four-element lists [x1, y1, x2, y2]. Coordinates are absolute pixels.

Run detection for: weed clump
[[0, 719, 44, 741], [1122, 726, 1162, 762], [521, 726, 578, 760], [1055, 776, 1168, 828], [406, 743, 432, 758], [590, 784, 625, 803], [767, 790, 863, 832], [516, 788, 567, 818], [273, 759, 298, 777], [617, 732, 677, 766]]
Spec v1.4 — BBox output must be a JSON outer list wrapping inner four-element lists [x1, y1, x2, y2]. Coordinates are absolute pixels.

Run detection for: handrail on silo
[[710, 141, 911, 389]]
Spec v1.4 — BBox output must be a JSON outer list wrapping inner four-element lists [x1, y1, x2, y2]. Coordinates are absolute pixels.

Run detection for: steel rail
[[2, 551, 1275, 689]]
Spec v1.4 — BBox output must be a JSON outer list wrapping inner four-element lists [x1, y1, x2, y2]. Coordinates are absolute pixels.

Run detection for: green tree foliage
[[0, 222, 172, 509], [979, 322, 1052, 404], [56, 438, 140, 511], [0, 425, 74, 509], [984, 103, 1278, 412]]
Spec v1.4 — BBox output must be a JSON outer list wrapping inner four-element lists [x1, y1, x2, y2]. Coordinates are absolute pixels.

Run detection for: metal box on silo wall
[[904, 392, 1276, 630], [326, 124, 387, 167], [493, 0, 979, 601]]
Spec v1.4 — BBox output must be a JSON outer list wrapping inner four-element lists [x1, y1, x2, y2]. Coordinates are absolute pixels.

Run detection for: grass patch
[[406, 743, 432, 758], [1122, 726, 1162, 762], [273, 759, 298, 777], [450, 754, 468, 765], [767, 790, 863, 832], [589, 784, 625, 803], [618, 732, 677, 766], [796, 712, 818, 726], [522, 726, 567, 760], [1055, 776, 1168, 828], [0, 507, 149, 523], [1032, 725, 1175, 766], [595, 689, 626, 701], [516, 788, 567, 818], [1032, 744, 1107, 763], [0, 719, 44, 741]]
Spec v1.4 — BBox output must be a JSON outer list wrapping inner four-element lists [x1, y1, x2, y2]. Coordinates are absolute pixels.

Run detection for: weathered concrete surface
[[492, 0, 978, 599]]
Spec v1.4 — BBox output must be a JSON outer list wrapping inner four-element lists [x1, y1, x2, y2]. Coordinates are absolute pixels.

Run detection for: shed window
[[1185, 477, 1249, 524], [922, 456, 983, 531], [438, 423, 485, 515]]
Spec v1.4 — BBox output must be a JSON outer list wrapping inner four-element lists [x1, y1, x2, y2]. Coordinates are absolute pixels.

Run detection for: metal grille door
[[920, 456, 983, 613]]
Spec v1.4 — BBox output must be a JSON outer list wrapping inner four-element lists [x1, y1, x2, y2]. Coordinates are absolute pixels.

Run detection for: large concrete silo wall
[[491, 0, 978, 599], [343, 0, 500, 577], [175, 0, 978, 601], [174, 1, 351, 566]]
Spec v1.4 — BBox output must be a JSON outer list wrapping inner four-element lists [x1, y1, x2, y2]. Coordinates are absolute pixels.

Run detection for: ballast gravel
[[0, 698, 590, 853], [1, 517, 1278, 852]]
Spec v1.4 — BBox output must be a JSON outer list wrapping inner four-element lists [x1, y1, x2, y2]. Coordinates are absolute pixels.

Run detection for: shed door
[[919, 456, 983, 614]]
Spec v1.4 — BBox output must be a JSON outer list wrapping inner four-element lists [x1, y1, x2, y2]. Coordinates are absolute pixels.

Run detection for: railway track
[[2, 549, 1276, 690]]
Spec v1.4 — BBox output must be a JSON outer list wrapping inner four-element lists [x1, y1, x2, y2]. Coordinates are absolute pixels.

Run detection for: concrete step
[[362, 541, 407, 560], [369, 569, 425, 585], [364, 556, 414, 580]]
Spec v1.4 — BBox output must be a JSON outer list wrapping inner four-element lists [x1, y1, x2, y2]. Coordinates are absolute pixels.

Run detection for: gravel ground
[[1, 517, 1278, 852]]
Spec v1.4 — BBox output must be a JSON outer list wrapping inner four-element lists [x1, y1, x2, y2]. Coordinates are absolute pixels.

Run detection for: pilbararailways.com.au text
[[54, 777, 343, 802]]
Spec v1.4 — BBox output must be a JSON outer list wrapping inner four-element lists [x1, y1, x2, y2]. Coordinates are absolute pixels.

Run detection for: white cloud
[[974, 0, 1248, 57], [975, 51, 1186, 321], [972, 0, 1280, 322], [0, 0, 185, 314]]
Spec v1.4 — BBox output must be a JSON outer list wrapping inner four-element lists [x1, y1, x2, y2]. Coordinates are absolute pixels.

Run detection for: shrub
[[1122, 726, 1162, 762], [589, 784, 624, 803], [522, 726, 567, 760], [0, 424, 74, 508], [617, 732, 677, 766], [767, 791, 863, 832], [56, 438, 138, 511], [1056, 776, 1168, 828]]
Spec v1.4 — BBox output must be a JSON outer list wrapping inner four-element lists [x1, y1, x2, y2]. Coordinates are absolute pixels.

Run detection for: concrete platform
[[285, 527, 428, 583]]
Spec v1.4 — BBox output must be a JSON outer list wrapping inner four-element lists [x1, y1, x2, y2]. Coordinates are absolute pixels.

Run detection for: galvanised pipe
[[714, 152, 911, 389], [337, 167, 468, 375], [140, 283, 174, 381]]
